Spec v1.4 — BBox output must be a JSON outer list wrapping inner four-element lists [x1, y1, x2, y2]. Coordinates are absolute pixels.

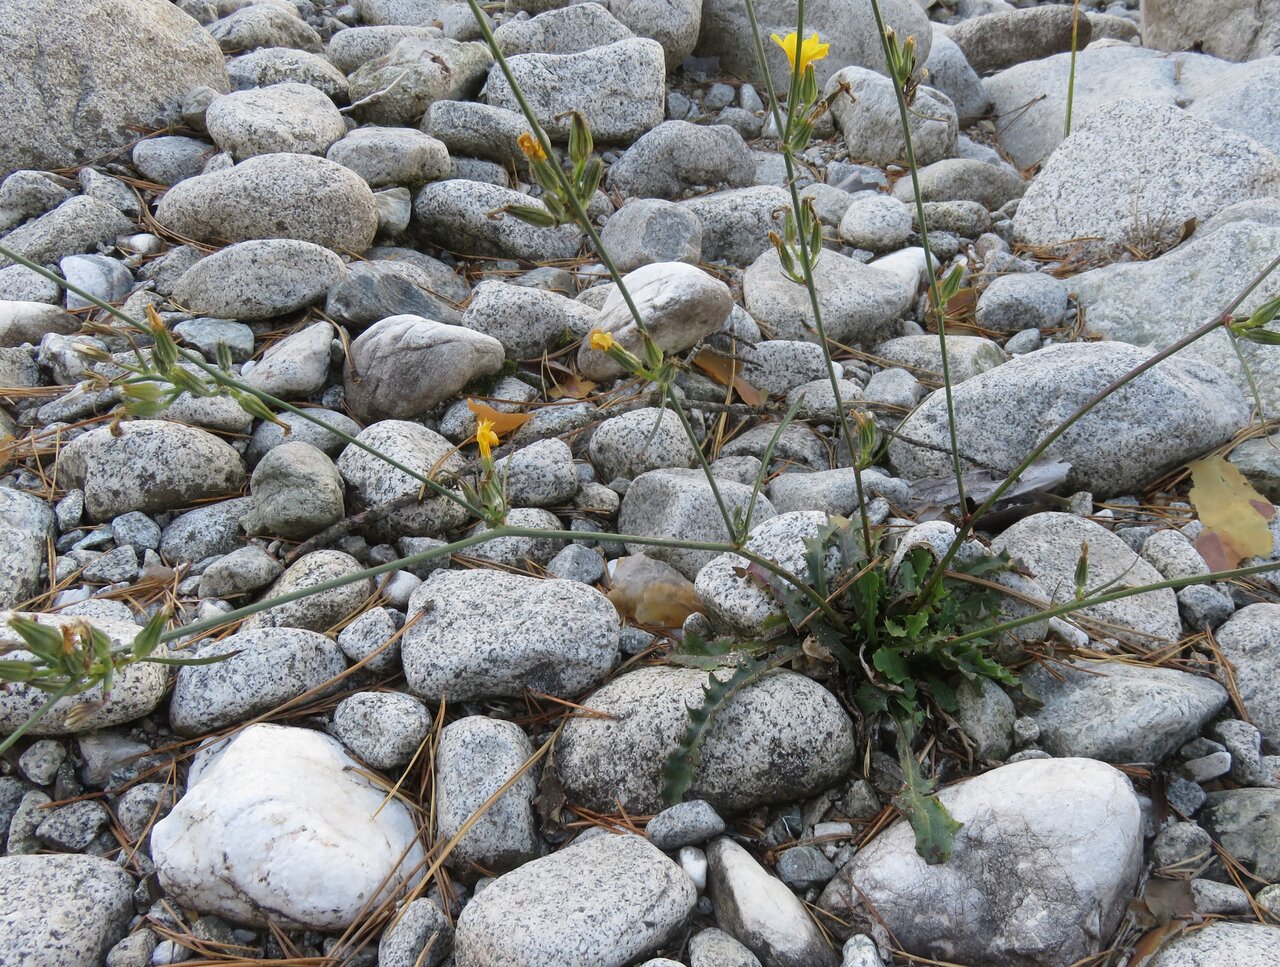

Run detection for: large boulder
[[887, 342, 1249, 498], [0, 0, 227, 177], [1071, 219, 1280, 413], [818, 758, 1143, 967], [1140, 0, 1280, 62], [695, 0, 932, 91], [1013, 100, 1280, 260], [0, 488, 52, 610]]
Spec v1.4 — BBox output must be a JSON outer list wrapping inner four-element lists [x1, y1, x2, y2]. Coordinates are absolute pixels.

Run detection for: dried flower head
[[589, 330, 615, 353], [517, 132, 548, 162]]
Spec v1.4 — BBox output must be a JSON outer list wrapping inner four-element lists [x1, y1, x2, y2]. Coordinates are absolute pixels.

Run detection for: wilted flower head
[[589, 330, 615, 353], [517, 132, 548, 162]]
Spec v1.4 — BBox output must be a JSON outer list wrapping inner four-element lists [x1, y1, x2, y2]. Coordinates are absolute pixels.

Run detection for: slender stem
[[742, 397, 803, 539], [867, 0, 968, 511], [157, 526, 851, 647], [948, 560, 1280, 647], [461, 0, 739, 539], [0, 682, 75, 756], [916, 251, 1280, 605], [663, 389, 738, 539], [0, 245, 487, 520], [1065, 0, 1081, 138], [741, 0, 875, 557]]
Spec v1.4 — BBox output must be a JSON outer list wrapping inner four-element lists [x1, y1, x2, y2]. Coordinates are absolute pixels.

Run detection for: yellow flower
[[517, 132, 548, 162], [771, 31, 830, 74], [476, 419, 499, 461], [589, 330, 615, 352]]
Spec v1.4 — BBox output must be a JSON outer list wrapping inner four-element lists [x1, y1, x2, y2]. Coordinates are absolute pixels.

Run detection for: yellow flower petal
[[589, 330, 615, 352], [771, 31, 798, 71], [771, 30, 829, 74], [476, 419, 499, 461], [799, 33, 830, 72]]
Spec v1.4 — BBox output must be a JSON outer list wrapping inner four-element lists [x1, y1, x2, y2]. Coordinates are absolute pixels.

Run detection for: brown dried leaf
[[692, 348, 764, 406], [466, 398, 533, 436], [1188, 455, 1275, 570], [605, 555, 702, 628], [547, 375, 597, 400]]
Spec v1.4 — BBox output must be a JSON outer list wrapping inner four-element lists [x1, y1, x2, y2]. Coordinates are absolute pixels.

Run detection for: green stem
[[741, 0, 876, 558], [916, 250, 1280, 606], [461, 0, 739, 539], [949, 560, 1280, 647], [0, 245, 487, 520], [0, 682, 75, 756], [1065, 0, 1081, 138], [866, 0, 968, 512]]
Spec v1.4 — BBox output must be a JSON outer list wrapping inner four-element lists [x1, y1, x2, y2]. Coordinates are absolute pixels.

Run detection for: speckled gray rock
[[246, 407, 360, 465], [172, 239, 345, 320], [0, 488, 53, 609], [0, 613, 167, 736], [332, 692, 431, 771], [1146, 921, 1280, 967], [559, 666, 854, 814], [423, 100, 530, 172], [577, 262, 732, 381], [1214, 604, 1280, 752], [618, 468, 776, 579], [412, 180, 582, 261], [454, 832, 696, 967], [169, 627, 347, 734], [206, 83, 345, 160], [1022, 660, 1227, 763], [739, 340, 829, 396], [461, 279, 598, 358], [434, 716, 540, 875], [485, 39, 666, 144], [707, 836, 837, 967], [337, 421, 468, 538], [0, 854, 134, 967], [154, 153, 379, 253], [241, 319, 333, 399], [159, 497, 252, 564], [647, 800, 726, 850], [993, 512, 1181, 643], [1200, 789, 1280, 881], [1141, 0, 1280, 62], [403, 569, 620, 700], [826, 68, 957, 167], [197, 545, 282, 599], [819, 758, 1143, 967], [58, 420, 245, 521], [241, 441, 345, 540], [695, 512, 840, 635], [743, 248, 912, 346], [344, 315, 504, 423], [0, 170, 71, 232], [837, 194, 912, 253], [492, 437, 579, 507], [922, 34, 991, 123], [1071, 220, 1280, 413], [953, 677, 1016, 760], [325, 256, 467, 329], [875, 334, 1007, 383], [889, 342, 1249, 498], [680, 185, 789, 266], [689, 927, 764, 967], [948, 5, 1085, 76], [975, 272, 1068, 333], [598, 198, 703, 271], [326, 127, 449, 189], [0, 197, 134, 270], [608, 122, 755, 200], [241, 550, 373, 633], [894, 158, 1026, 210], [131, 135, 215, 185], [766, 467, 907, 517], [208, 5, 324, 53], [464, 507, 567, 567], [1013, 100, 1280, 260], [347, 37, 492, 126], [226, 47, 349, 99], [0, 0, 227, 177], [589, 407, 697, 482], [695, 0, 931, 91], [379, 898, 453, 967], [494, 2, 634, 55]]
